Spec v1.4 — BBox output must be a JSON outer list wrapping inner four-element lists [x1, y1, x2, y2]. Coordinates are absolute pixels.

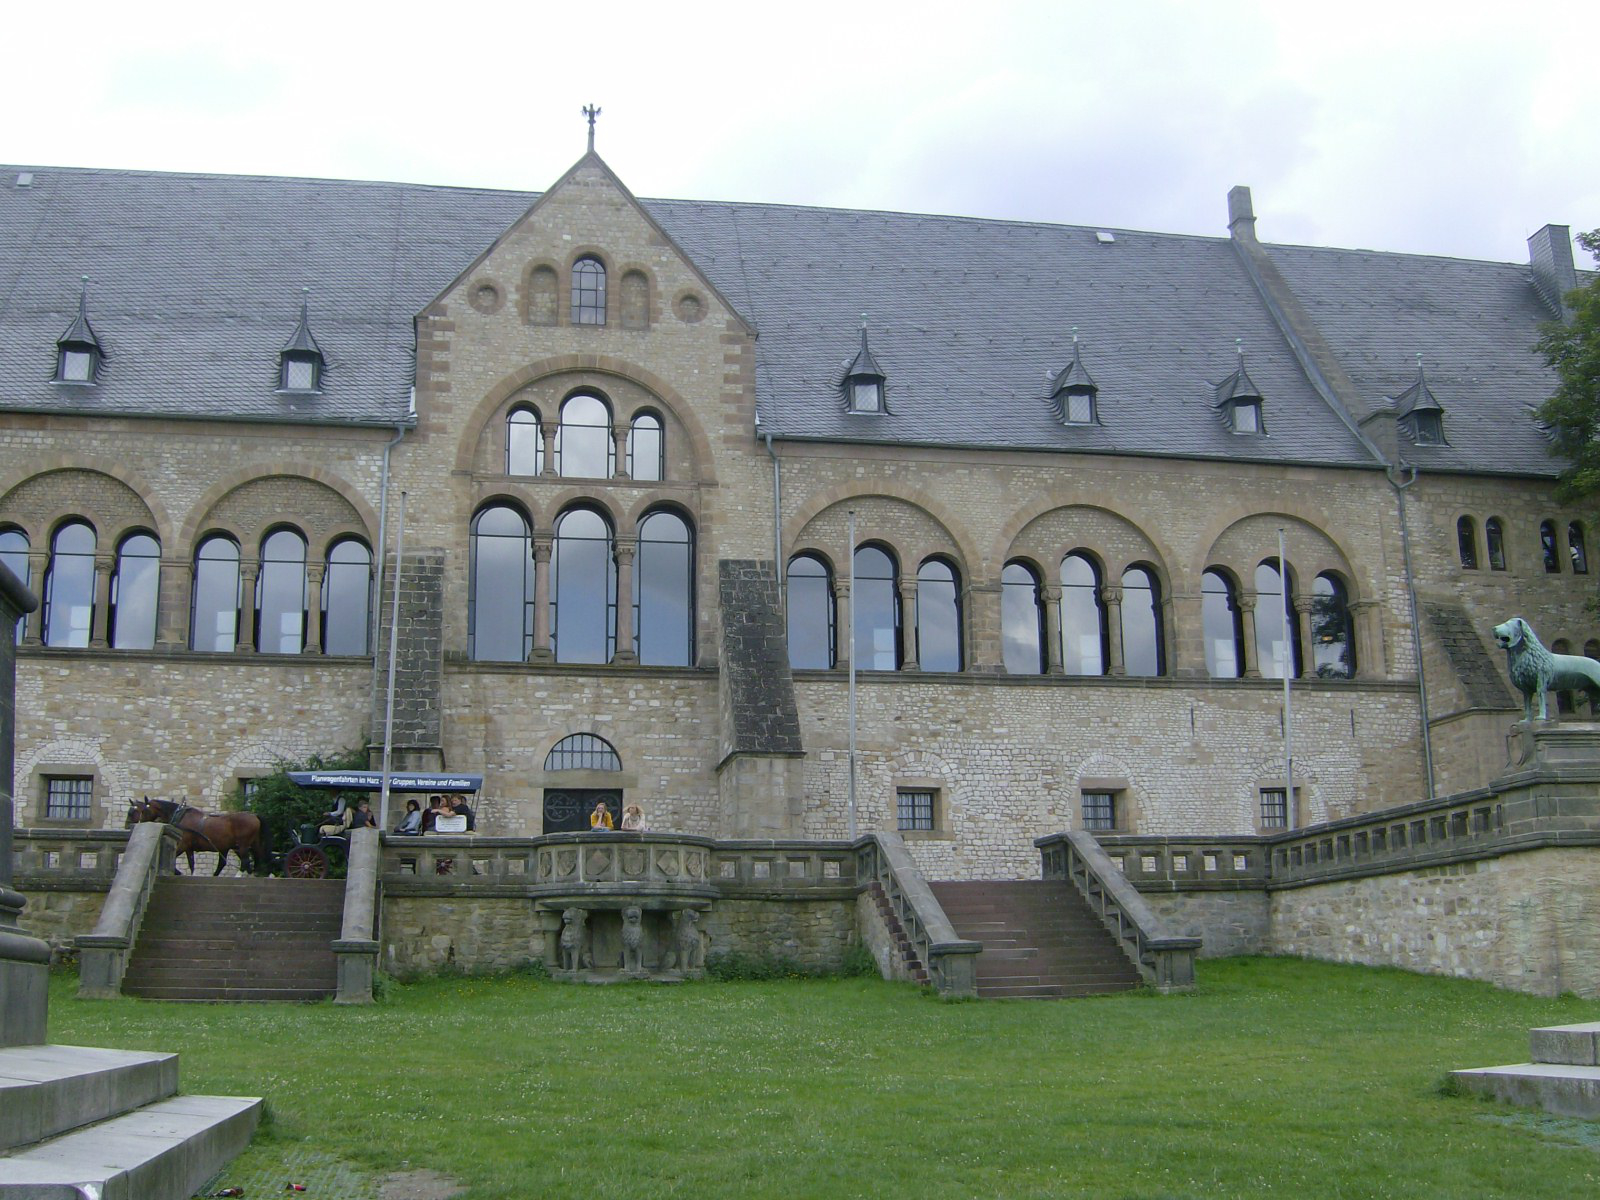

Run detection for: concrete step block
[[0, 1045, 178, 1154], [1451, 1063, 1600, 1119], [1530, 1022, 1600, 1066]]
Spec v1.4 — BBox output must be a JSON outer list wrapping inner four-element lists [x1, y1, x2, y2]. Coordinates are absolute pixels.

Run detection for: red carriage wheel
[[283, 845, 329, 879]]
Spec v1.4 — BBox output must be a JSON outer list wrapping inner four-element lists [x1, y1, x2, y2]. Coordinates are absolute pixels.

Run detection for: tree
[[1536, 230, 1600, 503], [231, 747, 368, 855]]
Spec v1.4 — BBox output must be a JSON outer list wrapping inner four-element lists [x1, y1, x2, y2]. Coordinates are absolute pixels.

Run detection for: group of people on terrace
[[589, 799, 645, 831], [393, 793, 476, 835]]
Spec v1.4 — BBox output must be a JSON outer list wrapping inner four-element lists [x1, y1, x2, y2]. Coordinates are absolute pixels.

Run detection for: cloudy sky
[[5, 0, 1594, 264]]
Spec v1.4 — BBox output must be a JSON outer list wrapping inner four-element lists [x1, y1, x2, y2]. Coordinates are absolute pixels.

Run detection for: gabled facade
[[0, 151, 1591, 878]]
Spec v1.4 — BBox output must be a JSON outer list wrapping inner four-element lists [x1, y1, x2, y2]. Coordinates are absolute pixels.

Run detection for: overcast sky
[[5, 1, 1594, 265]]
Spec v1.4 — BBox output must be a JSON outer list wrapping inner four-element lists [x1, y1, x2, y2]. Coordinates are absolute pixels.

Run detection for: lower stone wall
[[14, 889, 106, 960], [1267, 847, 1600, 998], [1139, 892, 1269, 959], [856, 890, 915, 982], [699, 898, 856, 972]]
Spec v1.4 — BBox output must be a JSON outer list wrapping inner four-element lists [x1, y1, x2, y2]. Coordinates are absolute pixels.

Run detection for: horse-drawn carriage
[[280, 815, 354, 878]]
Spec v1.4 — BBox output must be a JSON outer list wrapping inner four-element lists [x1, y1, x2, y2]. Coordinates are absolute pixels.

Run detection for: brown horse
[[128, 797, 271, 876]]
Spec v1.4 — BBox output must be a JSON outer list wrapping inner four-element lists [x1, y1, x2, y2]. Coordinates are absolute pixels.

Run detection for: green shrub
[[234, 748, 368, 855], [841, 941, 879, 978]]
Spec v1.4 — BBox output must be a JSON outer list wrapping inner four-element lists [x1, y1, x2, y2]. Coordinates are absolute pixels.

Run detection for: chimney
[[1228, 186, 1257, 243], [1528, 224, 1577, 319]]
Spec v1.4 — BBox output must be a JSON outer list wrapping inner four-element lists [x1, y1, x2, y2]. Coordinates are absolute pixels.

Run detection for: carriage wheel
[[283, 845, 329, 879]]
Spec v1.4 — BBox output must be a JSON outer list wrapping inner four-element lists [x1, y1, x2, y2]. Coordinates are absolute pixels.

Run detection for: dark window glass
[[1120, 566, 1163, 676], [634, 511, 693, 666], [1311, 573, 1355, 679], [1570, 523, 1588, 574], [545, 733, 621, 771], [897, 790, 935, 831], [571, 257, 607, 325], [1201, 569, 1242, 678], [45, 776, 92, 820], [1486, 518, 1506, 570], [556, 394, 613, 478], [469, 505, 533, 663], [1411, 412, 1443, 444], [915, 559, 962, 672], [627, 413, 663, 482], [552, 508, 616, 664], [190, 536, 240, 651], [1253, 559, 1301, 680], [507, 407, 543, 476], [853, 545, 900, 671], [1082, 791, 1116, 832], [110, 532, 160, 650], [1541, 521, 1561, 573], [1001, 561, 1044, 675], [256, 529, 307, 654], [1059, 553, 1105, 676], [0, 528, 28, 641], [786, 554, 834, 669], [1457, 516, 1478, 569], [43, 521, 96, 648], [1260, 788, 1288, 829], [322, 539, 372, 656]]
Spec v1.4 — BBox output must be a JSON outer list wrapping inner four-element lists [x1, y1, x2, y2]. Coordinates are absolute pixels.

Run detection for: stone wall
[[13, 889, 105, 960], [1139, 891, 1269, 959], [699, 898, 856, 972]]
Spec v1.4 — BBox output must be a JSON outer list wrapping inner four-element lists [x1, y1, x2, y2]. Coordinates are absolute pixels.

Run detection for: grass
[[43, 958, 1600, 1199]]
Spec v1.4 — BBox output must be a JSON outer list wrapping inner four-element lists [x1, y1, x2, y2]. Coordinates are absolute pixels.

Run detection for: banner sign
[[286, 771, 483, 794]]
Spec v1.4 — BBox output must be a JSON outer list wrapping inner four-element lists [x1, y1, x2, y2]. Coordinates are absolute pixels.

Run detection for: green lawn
[[43, 959, 1600, 1199]]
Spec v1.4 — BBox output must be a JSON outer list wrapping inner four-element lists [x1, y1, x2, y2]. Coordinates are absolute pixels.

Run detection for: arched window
[[256, 528, 307, 654], [556, 393, 613, 478], [1001, 560, 1045, 675], [1059, 553, 1105, 676], [1541, 521, 1561, 573], [1201, 569, 1243, 679], [1253, 559, 1302, 680], [0, 528, 28, 640], [552, 507, 616, 664], [1570, 523, 1588, 574], [853, 544, 901, 671], [1457, 516, 1478, 570], [634, 510, 693, 666], [626, 412, 663, 482], [110, 532, 160, 650], [1311, 573, 1355, 679], [468, 505, 533, 663], [190, 535, 240, 652], [43, 520, 96, 648], [1486, 518, 1506, 570], [786, 553, 835, 669], [916, 558, 962, 672], [571, 256, 607, 325], [507, 406, 543, 476], [545, 733, 621, 771], [1120, 565, 1164, 676], [322, 538, 372, 656]]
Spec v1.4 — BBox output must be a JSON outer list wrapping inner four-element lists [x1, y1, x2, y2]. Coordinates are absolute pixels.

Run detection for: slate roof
[[0, 163, 1567, 476]]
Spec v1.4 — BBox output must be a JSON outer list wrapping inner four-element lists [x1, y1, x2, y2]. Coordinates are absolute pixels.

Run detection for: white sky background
[[4, 0, 1595, 264]]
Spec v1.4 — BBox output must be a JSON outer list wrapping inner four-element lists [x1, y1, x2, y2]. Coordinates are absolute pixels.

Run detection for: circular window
[[469, 280, 504, 315], [674, 292, 705, 323]]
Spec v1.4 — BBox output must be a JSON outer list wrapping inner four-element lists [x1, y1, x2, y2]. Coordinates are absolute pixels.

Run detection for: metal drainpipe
[[1388, 463, 1435, 798], [369, 423, 409, 741], [762, 431, 781, 579]]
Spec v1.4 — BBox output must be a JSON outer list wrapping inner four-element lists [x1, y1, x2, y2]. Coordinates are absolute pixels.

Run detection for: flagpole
[[847, 509, 858, 841]]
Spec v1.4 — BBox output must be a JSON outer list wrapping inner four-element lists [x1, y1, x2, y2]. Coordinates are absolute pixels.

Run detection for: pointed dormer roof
[[844, 326, 885, 382], [281, 293, 323, 358], [1394, 359, 1443, 419], [58, 278, 104, 355], [1049, 336, 1098, 397], [1213, 347, 1262, 406]]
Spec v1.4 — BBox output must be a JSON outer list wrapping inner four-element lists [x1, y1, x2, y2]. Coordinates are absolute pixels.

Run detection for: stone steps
[[1453, 1021, 1600, 1118], [865, 883, 929, 984], [930, 880, 1142, 999]]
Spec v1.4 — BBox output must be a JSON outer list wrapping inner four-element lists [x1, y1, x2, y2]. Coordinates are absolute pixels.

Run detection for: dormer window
[[843, 326, 887, 415], [278, 294, 325, 394], [1409, 410, 1443, 445], [1231, 399, 1262, 434], [1395, 360, 1446, 446], [1214, 349, 1264, 435], [1049, 337, 1099, 425], [59, 348, 95, 383], [54, 281, 105, 386]]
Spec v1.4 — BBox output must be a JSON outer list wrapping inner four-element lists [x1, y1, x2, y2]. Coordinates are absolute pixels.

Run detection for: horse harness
[[165, 802, 221, 853]]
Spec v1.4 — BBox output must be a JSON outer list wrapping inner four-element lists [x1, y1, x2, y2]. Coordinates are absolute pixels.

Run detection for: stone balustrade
[[1092, 835, 1270, 892], [12, 828, 129, 892], [856, 832, 980, 998]]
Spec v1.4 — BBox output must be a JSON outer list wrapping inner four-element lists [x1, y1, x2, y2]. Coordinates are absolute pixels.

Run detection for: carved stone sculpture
[[620, 906, 644, 974], [558, 907, 590, 972], [665, 908, 703, 972], [1493, 617, 1600, 720]]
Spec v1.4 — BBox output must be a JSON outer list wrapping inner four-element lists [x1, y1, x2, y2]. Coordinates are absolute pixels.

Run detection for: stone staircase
[[1453, 1021, 1600, 1117], [122, 876, 343, 1002], [0, 1043, 260, 1198], [865, 881, 930, 985], [929, 879, 1143, 999]]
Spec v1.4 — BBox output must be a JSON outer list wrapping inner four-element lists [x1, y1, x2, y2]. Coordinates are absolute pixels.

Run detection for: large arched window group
[[191, 527, 371, 656], [507, 392, 668, 483]]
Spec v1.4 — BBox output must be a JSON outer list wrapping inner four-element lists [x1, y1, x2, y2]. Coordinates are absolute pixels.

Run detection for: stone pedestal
[[0, 562, 47, 1048]]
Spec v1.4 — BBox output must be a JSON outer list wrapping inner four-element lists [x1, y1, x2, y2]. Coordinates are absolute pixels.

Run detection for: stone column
[[898, 578, 919, 670], [1238, 596, 1261, 678], [612, 537, 637, 663], [304, 562, 326, 654], [235, 560, 259, 652], [965, 581, 1003, 673], [833, 577, 851, 669], [1101, 585, 1125, 676], [158, 555, 190, 649], [529, 537, 553, 661], [1293, 595, 1317, 680], [1350, 600, 1382, 679], [20, 551, 46, 646], [1169, 590, 1206, 679], [89, 552, 113, 648], [540, 422, 558, 477], [612, 425, 630, 479], [1043, 584, 1065, 674]]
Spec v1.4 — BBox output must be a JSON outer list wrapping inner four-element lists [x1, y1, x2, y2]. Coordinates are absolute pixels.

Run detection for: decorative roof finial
[[1072, 326, 1079, 345], [1236, 337, 1244, 359], [583, 104, 602, 152]]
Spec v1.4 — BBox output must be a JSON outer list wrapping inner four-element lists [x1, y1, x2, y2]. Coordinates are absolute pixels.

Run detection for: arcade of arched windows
[[487, 386, 675, 485]]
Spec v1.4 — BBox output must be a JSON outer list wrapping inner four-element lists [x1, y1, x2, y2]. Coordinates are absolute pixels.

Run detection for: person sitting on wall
[[451, 795, 476, 832], [349, 799, 377, 829], [421, 794, 447, 834], [621, 804, 644, 831], [590, 800, 615, 830], [395, 798, 423, 835]]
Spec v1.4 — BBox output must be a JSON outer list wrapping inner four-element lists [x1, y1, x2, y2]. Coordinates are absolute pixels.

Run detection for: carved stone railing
[[12, 828, 128, 892], [709, 840, 858, 897], [1093, 835, 1271, 892], [1036, 830, 1199, 992], [334, 827, 380, 1004], [855, 832, 980, 998], [76, 823, 178, 998]]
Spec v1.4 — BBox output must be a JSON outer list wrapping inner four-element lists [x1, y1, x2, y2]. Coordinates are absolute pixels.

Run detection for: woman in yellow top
[[589, 800, 615, 829]]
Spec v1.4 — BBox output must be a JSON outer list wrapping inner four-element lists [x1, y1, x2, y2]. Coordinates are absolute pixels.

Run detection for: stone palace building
[[0, 143, 1591, 879]]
